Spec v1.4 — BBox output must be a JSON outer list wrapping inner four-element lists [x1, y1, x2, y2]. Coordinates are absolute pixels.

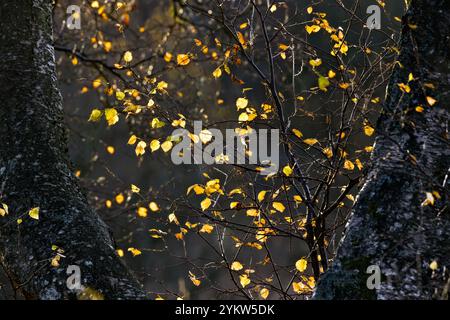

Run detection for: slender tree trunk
[[315, 0, 450, 300], [0, 0, 145, 299]]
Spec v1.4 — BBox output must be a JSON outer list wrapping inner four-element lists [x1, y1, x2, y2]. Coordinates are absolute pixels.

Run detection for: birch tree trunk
[[0, 0, 145, 299], [314, 0, 450, 299]]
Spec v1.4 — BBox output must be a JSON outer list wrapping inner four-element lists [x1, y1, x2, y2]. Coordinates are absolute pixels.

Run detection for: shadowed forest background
[[1, 0, 448, 300]]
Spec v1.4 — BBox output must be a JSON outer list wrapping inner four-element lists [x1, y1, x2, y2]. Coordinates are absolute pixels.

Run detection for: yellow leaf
[[177, 54, 190, 66], [238, 112, 249, 122], [115, 90, 125, 100], [309, 58, 322, 67], [283, 165, 293, 177], [168, 213, 179, 225], [231, 261, 243, 271], [421, 192, 435, 207], [328, 70, 336, 78], [92, 78, 102, 89], [199, 130, 213, 144], [295, 258, 308, 272], [236, 97, 249, 110], [135, 141, 147, 156], [230, 201, 239, 209], [272, 202, 285, 213], [151, 117, 166, 128], [307, 6, 313, 14], [257, 190, 267, 202], [260, 288, 269, 299], [212, 67, 222, 78], [344, 159, 355, 170], [51, 255, 61, 267], [426, 96, 437, 106], [397, 83, 411, 93], [104, 108, 119, 126], [339, 82, 350, 89], [292, 128, 303, 139], [137, 207, 148, 218], [88, 109, 103, 122], [150, 139, 160, 152], [161, 141, 173, 153], [303, 138, 318, 146], [364, 125, 375, 136], [131, 184, 140, 193], [237, 32, 247, 48], [246, 209, 259, 217], [127, 135, 137, 145], [318, 76, 330, 91], [239, 22, 248, 29], [128, 247, 142, 256], [123, 51, 133, 63], [200, 224, 214, 233], [163, 52, 172, 62], [293, 281, 309, 294], [429, 260, 438, 270], [156, 81, 168, 91], [0, 203, 7, 217], [323, 147, 333, 158], [115, 193, 124, 204], [189, 271, 201, 286], [239, 274, 251, 288], [149, 202, 159, 212], [116, 249, 124, 257], [201, 198, 212, 211], [28, 207, 39, 220], [305, 25, 321, 34], [106, 146, 115, 154], [355, 158, 363, 170]]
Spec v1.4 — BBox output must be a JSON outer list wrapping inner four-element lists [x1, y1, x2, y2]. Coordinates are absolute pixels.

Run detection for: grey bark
[[314, 0, 450, 299], [0, 0, 145, 299]]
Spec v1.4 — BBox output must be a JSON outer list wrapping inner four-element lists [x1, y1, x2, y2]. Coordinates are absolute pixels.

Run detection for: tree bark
[[315, 0, 450, 299], [0, 0, 145, 299]]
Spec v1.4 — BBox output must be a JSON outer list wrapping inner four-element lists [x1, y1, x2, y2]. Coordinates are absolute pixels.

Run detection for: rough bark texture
[[0, 0, 145, 299], [315, 0, 450, 299]]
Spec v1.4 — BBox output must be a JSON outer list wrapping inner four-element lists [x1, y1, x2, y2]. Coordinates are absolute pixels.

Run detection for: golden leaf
[[272, 202, 285, 213], [29, 207, 39, 220], [149, 202, 159, 212], [295, 258, 308, 272], [239, 274, 251, 288], [150, 139, 160, 152], [88, 109, 103, 122], [123, 51, 133, 63], [177, 54, 191, 66], [201, 198, 212, 211], [104, 108, 119, 126], [231, 261, 244, 271], [303, 138, 319, 146], [257, 190, 268, 202], [283, 165, 293, 177], [135, 141, 147, 156]]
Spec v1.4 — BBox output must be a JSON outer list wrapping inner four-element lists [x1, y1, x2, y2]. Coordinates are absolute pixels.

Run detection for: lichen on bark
[[0, 0, 145, 299], [315, 0, 450, 300]]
